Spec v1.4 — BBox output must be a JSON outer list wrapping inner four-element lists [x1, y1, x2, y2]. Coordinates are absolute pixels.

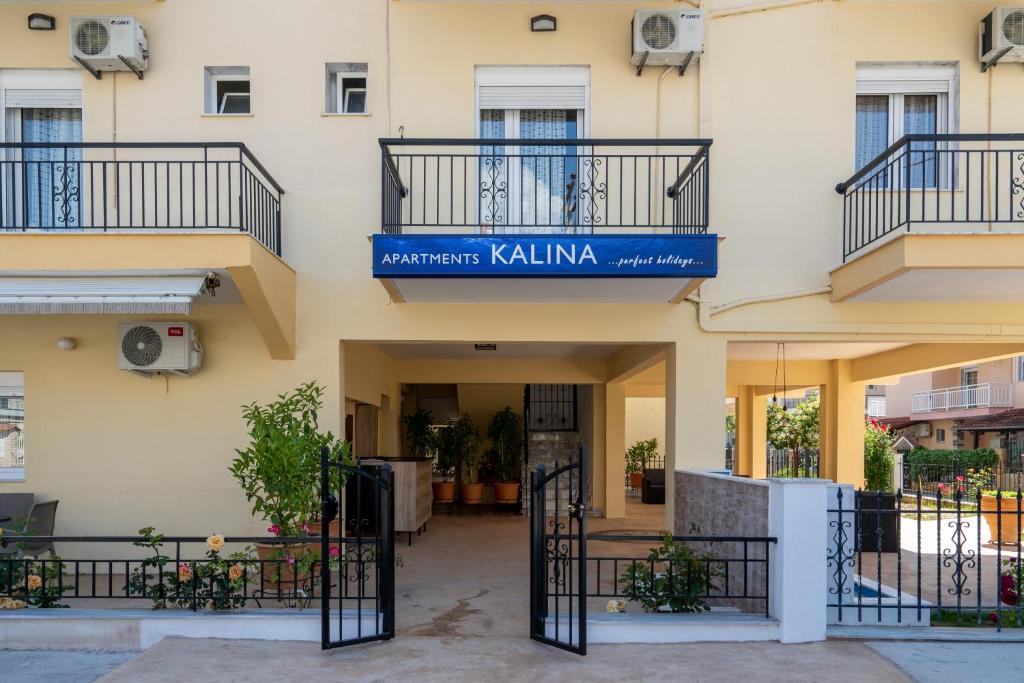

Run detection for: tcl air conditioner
[[69, 16, 149, 75], [980, 8, 1024, 68], [117, 322, 202, 376], [631, 9, 704, 67]]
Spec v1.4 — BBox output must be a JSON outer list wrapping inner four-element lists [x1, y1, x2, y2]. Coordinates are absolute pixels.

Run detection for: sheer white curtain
[[519, 109, 570, 233], [904, 95, 938, 188], [855, 95, 889, 173], [22, 107, 82, 227]]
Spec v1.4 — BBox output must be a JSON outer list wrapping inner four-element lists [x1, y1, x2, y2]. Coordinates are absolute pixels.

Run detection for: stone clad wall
[[528, 431, 584, 515], [674, 471, 771, 614]]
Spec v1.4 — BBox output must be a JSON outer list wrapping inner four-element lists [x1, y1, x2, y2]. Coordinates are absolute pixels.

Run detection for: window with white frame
[[204, 66, 250, 115], [325, 63, 367, 114], [855, 64, 957, 188], [1016, 356, 1024, 382], [0, 373, 25, 481]]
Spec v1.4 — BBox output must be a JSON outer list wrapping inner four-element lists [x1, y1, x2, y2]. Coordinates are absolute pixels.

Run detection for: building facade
[[4, 0, 1024, 539]]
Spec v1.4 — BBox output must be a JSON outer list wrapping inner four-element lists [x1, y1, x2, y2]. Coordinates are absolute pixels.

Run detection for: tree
[[767, 395, 820, 472]]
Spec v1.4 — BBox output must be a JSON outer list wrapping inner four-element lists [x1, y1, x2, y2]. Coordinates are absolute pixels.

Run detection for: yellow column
[[666, 335, 728, 530], [605, 382, 626, 519], [821, 359, 866, 487], [736, 385, 768, 479]]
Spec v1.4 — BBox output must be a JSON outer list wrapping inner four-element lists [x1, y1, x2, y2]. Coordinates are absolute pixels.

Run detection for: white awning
[[0, 276, 207, 314]]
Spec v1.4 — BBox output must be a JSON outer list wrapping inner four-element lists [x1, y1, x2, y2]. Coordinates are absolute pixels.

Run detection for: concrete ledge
[[0, 609, 380, 651], [546, 613, 780, 644], [828, 624, 1024, 642]]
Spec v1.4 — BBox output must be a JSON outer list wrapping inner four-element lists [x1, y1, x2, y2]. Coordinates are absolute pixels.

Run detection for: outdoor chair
[[20, 500, 58, 558], [0, 493, 33, 532], [641, 468, 665, 505]]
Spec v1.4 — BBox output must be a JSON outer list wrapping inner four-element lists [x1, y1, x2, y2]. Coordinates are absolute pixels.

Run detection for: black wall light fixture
[[28, 13, 56, 31], [530, 14, 557, 32]]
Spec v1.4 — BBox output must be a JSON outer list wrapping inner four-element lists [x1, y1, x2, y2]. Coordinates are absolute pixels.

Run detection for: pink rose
[[301, 523, 311, 534], [1000, 575, 1016, 592], [287, 555, 295, 566], [267, 525, 281, 536], [329, 547, 340, 557], [177, 563, 192, 583], [1001, 588, 1019, 606]]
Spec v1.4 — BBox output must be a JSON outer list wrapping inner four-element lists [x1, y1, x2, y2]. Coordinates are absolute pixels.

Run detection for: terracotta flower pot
[[254, 542, 319, 590], [462, 482, 484, 504], [306, 519, 342, 554], [432, 480, 456, 503], [629, 472, 644, 489], [981, 494, 1023, 546], [494, 481, 520, 504]]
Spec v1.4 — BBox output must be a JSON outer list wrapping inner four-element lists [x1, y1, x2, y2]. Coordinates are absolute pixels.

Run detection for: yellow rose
[[27, 574, 42, 591], [228, 564, 244, 581], [206, 534, 225, 552]]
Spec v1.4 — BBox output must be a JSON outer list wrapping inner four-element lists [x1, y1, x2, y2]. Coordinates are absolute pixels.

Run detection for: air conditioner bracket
[[73, 55, 102, 81], [981, 45, 1013, 73], [635, 50, 650, 77], [117, 55, 144, 80]]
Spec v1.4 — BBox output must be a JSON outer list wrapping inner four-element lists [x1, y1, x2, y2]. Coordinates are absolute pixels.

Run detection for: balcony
[[829, 134, 1024, 302], [374, 138, 717, 303], [0, 142, 295, 359], [910, 382, 1013, 415]]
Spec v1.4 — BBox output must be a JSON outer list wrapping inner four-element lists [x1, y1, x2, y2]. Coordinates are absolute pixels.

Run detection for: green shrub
[[625, 438, 659, 475], [865, 421, 896, 491], [905, 447, 999, 470]]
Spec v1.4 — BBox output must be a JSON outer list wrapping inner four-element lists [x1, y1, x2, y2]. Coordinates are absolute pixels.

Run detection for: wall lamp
[[530, 14, 557, 32], [28, 13, 56, 31]]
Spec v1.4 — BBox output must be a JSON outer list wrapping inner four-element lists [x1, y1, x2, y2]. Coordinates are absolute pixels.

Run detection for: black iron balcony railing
[[835, 133, 1024, 261], [0, 142, 284, 256], [380, 138, 710, 235]]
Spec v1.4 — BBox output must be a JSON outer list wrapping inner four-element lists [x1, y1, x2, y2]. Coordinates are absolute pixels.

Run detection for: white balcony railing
[[911, 382, 1013, 414]]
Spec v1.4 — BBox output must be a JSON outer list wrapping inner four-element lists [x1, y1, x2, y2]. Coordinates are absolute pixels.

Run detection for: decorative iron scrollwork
[[53, 163, 79, 226], [480, 155, 507, 225], [578, 157, 606, 225]]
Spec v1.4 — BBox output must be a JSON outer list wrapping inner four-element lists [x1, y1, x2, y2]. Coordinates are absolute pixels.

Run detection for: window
[[936, 428, 946, 443], [0, 373, 24, 481], [204, 67, 250, 115], [0, 69, 83, 228], [961, 366, 978, 387], [855, 64, 957, 188], [1017, 356, 1024, 382], [325, 63, 368, 114]]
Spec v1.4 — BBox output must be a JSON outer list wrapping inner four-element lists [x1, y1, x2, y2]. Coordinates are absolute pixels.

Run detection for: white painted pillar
[[665, 336, 727, 531], [768, 478, 829, 643]]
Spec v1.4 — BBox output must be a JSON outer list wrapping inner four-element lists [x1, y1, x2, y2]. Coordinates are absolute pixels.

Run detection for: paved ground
[[867, 642, 1024, 682], [0, 649, 137, 683], [96, 636, 911, 683]]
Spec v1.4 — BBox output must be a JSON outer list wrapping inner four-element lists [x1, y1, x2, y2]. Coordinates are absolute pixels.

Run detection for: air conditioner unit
[[69, 16, 149, 75], [980, 7, 1024, 68], [915, 423, 932, 438], [631, 9, 704, 67], [117, 322, 202, 376]]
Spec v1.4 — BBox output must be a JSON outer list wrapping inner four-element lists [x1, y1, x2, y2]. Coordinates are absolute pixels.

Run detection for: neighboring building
[[3, 0, 1024, 541], [885, 356, 1024, 455]]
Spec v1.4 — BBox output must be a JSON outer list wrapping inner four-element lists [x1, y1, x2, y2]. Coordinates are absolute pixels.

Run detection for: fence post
[[768, 478, 829, 643]]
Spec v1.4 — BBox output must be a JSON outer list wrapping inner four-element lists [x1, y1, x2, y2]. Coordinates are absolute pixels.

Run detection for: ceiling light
[[28, 13, 55, 31], [530, 15, 557, 32], [474, 343, 497, 351]]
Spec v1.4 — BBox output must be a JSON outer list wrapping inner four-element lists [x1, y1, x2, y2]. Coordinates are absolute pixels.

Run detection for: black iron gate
[[320, 447, 396, 649], [530, 446, 587, 655]]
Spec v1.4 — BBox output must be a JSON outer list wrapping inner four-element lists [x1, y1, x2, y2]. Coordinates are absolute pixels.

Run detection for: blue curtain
[[22, 108, 82, 228], [855, 95, 889, 175], [904, 95, 938, 188]]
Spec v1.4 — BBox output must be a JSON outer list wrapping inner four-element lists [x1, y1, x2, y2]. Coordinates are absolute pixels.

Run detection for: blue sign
[[373, 234, 717, 279]]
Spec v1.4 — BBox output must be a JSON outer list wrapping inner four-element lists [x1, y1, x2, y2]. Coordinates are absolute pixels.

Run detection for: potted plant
[[461, 444, 485, 505], [487, 407, 523, 504], [625, 438, 658, 489], [977, 472, 1022, 545], [433, 414, 478, 504], [230, 381, 349, 586]]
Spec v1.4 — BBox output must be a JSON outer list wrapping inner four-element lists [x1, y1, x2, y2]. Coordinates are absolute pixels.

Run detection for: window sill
[[201, 113, 255, 118], [0, 470, 25, 482], [321, 112, 371, 118]]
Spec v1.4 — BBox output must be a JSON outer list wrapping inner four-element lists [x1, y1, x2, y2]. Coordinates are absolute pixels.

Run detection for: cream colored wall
[[625, 397, 666, 454], [885, 372, 933, 419], [7, 1, 1024, 535]]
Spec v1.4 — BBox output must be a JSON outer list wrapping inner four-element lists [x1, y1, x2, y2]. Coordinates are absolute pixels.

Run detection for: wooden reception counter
[[357, 456, 432, 543]]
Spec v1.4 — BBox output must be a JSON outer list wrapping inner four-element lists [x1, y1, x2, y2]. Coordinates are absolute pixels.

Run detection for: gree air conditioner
[[980, 8, 1024, 69], [117, 322, 202, 376], [69, 16, 149, 76], [631, 9, 704, 68], [915, 423, 932, 438]]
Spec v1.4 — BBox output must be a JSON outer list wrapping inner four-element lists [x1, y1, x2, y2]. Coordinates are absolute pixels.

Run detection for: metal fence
[[379, 138, 710, 235], [0, 534, 376, 610], [902, 460, 1024, 494], [836, 134, 1024, 261], [827, 487, 1024, 629], [587, 534, 776, 618], [0, 142, 284, 256], [766, 447, 820, 478]]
